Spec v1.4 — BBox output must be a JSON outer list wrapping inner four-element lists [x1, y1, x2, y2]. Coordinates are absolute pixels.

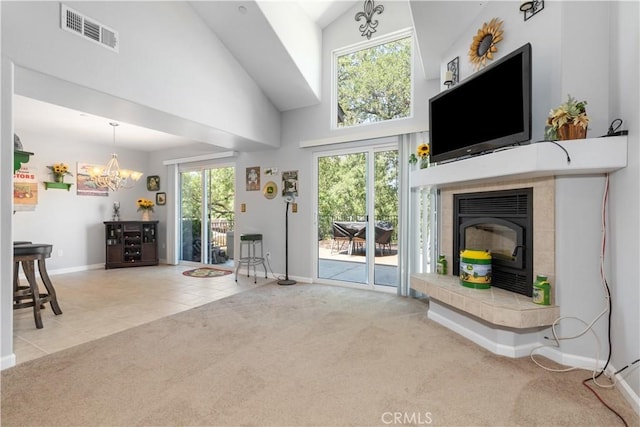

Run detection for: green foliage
[[181, 167, 235, 238], [318, 153, 366, 239], [337, 37, 412, 127], [206, 167, 235, 221], [181, 171, 202, 223], [374, 150, 398, 221], [317, 150, 398, 240]]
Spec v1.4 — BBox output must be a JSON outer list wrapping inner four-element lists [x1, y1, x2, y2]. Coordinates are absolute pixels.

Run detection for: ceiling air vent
[[60, 4, 119, 53]]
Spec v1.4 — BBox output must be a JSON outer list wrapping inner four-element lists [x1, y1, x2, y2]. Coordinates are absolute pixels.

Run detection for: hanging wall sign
[[282, 170, 298, 197], [14, 166, 38, 211], [246, 166, 260, 191], [76, 162, 108, 197]]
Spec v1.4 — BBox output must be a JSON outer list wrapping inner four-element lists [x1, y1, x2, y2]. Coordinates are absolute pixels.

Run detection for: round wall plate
[[263, 181, 277, 199]]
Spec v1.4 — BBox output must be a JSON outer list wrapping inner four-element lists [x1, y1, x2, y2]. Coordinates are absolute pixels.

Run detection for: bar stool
[[12, 241, 31, 290], [13, 243, 63, 329], [235, 234, 267, 284]]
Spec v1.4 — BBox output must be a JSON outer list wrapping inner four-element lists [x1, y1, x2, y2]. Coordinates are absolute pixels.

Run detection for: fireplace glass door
[[461, 217, 524, 270]]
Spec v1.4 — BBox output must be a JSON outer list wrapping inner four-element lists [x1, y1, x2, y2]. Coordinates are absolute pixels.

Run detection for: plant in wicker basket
[[545, 95, 589, 141]]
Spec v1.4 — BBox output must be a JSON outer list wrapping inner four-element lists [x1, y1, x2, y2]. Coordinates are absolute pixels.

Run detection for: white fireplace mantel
[[411, 136, 627, 189]]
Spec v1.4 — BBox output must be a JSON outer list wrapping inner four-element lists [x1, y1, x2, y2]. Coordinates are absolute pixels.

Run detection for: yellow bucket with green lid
[[459, 249, 492, 289]]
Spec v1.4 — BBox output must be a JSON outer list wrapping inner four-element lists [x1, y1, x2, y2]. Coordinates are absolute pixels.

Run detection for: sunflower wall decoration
[[469, 18, 504, 70]]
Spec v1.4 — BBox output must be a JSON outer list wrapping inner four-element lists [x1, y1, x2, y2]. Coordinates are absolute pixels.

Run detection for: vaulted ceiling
[[13, 1, 486, 152]]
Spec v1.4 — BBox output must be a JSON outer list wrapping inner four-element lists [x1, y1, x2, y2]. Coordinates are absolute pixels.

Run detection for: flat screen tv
[[429, 43, 532, 163]]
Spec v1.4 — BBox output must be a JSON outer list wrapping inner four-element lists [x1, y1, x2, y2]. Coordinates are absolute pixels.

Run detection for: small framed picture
[[147, 175, 160, 191], [156, 192, 166, 206], [282, 170, 298, 197], [246, 166, 260, 191]]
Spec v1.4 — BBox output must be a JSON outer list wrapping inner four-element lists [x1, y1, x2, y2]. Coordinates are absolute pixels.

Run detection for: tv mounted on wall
[[429, 43, 532, 163]]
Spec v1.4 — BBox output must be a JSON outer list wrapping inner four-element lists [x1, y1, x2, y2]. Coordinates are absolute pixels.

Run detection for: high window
[[334, 30, 413, 128]]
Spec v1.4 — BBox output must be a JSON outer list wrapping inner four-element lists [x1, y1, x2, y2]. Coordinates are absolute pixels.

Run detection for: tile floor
[[12, 264, 265, 365]]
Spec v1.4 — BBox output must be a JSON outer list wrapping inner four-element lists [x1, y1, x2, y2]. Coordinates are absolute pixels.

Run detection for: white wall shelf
[[411, 136, 627, 189]]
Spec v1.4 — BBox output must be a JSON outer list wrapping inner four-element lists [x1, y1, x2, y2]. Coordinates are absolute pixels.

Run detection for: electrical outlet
[[57, 249, 64, 257]]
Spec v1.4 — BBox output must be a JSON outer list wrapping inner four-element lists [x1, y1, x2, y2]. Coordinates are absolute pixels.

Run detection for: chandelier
[[88, 122, 143, 191]]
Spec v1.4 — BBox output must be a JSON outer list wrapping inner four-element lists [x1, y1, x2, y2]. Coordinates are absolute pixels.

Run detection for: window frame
[[331, 28, 415, 130]]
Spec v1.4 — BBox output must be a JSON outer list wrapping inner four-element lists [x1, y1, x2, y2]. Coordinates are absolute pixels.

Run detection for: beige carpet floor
[[1, 282, 637, 426]]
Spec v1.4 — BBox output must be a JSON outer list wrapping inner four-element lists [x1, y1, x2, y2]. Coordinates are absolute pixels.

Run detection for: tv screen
[[429, 43, 532, 163]]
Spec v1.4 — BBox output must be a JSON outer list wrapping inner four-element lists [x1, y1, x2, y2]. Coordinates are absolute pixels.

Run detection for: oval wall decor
[[263, 181, 278, 199]]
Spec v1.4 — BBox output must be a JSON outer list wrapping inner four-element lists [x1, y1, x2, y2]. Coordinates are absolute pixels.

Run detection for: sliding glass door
[[315, 144, 398, 289], [317, 151, 368, 284], [180, 166, 235, 265]]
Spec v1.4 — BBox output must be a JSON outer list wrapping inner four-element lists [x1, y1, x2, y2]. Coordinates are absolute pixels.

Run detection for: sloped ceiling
[[189, 0, 327, 112], [410, 1, 486, 78], [13, 1, 486, 153]]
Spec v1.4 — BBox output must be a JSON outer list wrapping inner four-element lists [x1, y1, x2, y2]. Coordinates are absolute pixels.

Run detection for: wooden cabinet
[[104, 221, 159, 269]]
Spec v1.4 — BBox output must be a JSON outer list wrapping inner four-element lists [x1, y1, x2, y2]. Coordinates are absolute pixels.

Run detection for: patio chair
[[375, 222, 393, 255], [331, 222, 351, 254], [351, 226, 366, 254]]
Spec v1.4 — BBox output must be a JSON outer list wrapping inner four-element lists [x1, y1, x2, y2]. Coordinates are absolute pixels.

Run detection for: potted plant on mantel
[[545, 95, 590, 141]]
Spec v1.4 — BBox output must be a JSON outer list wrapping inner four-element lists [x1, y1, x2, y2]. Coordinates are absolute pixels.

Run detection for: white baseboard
[[607, 363, 640, 416], [270, 273, 312, 284], [47, 263, 103, 276], [428, 299, 639, 416], [1, 353, 16, 370], [16, 263, 103, 280], [531, 345, 606, 371], [428, 299, 544, 358]]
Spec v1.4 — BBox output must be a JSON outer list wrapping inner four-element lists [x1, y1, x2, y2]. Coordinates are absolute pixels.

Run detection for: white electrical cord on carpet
[[264, 254, 286, 281], [530, 174, 615, 389]]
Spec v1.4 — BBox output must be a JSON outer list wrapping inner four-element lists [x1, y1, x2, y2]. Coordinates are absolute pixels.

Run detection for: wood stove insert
[[453, 188, 533, 296]]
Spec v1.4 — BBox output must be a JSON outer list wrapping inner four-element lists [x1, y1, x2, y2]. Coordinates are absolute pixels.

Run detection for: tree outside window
[[336, 35, 412, 128]]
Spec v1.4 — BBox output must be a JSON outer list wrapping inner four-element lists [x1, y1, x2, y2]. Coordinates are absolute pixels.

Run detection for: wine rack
[[104, 221, 158, 269]]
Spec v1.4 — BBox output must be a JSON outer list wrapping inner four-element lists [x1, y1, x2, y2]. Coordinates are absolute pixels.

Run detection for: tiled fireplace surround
[[411, 177, 560, 357], [411, 138, 627, 357]]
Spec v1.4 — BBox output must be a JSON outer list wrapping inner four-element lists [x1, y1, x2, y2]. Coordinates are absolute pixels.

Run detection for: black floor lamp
[[277, 194, 296, 286]]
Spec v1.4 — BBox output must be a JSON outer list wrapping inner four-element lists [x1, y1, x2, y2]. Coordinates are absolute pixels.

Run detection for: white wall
[[1, 0, 284, 367], [1, 58, 17, 369], [555, 1, 638, 401], [2, 1, 637, 404], [232, 144, 311, 280], [257, 1, 322, 100], [233, 1, 432, 279], [12, 129, 151, 271], [1, 1, 280, 148], [608, 0, 640, 400], [440, 0, 638, 401], [290, 1, 436, 146], [445, 1, 559, 142], [554, 176, 610, 360]]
